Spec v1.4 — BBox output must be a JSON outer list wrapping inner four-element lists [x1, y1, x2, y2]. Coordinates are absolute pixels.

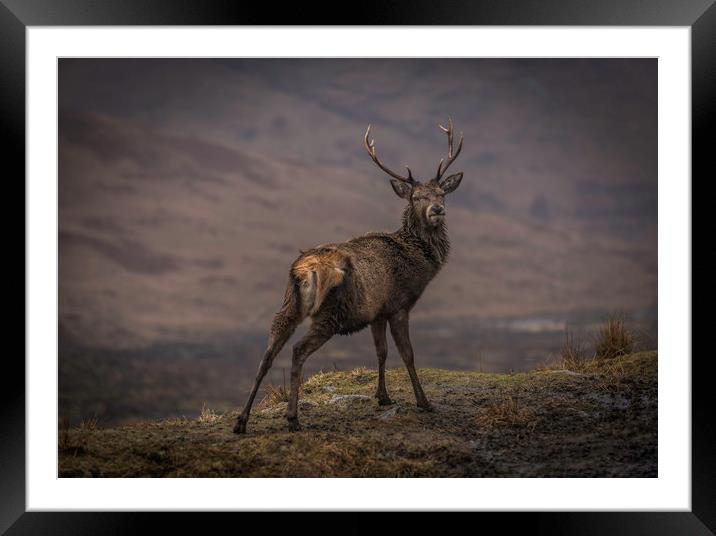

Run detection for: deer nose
[[431, 205, 445, 215]]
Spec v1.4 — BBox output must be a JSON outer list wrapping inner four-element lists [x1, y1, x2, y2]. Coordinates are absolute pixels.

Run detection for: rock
[[322, 385, 337, 393], [467, 439, 482, 450], [258, 400, 316, 416], [328, 394, 372, 407], [378, 405, 409, 420]]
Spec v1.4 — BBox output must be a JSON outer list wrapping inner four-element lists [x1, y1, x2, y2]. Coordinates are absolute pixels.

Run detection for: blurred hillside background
[[58, 59, 657, 424]]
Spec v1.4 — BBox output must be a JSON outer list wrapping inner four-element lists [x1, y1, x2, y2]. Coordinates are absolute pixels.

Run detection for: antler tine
[[435, 158, 444, 179], [438, 117, 453, 150], [364, 125, 415, 183], [436, 117, 464, 180]]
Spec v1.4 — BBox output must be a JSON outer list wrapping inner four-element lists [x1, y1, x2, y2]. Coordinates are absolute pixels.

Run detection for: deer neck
[[399, 204, 450, 267]]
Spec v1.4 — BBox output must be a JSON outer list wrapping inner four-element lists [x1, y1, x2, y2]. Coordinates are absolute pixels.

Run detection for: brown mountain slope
[[59, 106, 656, 347]]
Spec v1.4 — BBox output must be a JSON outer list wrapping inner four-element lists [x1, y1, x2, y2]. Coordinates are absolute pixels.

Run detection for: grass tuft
[[259, 369, 304, 408], [594, 314, 634, 360], [58, 414, 100, 456], [537, 327, 590, 373], [260, 384, 290, 406], [559, 327, 590, 371], [59, 416, 71, 451], [197, 403, 221, 424], [473, 396, 538, 430]]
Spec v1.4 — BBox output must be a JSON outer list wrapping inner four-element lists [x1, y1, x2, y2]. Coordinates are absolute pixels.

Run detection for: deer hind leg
[[233, 321, 295, 434], [234, 294, 299, 434], [286, 322, 333, 432], [389, 310, 432, 411], [370, 318, 393, 405]]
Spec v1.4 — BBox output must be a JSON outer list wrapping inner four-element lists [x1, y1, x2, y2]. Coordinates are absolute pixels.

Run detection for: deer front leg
[[370, 318, 393, 406], [286, 323, 333, 432], [389, 310, 432, 411]]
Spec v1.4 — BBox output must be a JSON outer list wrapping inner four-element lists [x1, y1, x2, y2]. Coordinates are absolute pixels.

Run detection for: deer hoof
[[233, 417, 247, 434], [376, 394, 394, 406], [418, 402, 434, 412], [287, 418, 302, 432]]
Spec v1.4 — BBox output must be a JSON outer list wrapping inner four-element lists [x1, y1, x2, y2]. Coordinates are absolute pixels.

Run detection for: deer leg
[[234, 312, 297, 434], [389, 310, 432, 411], [287, 323, 333, 432], [370, 318, 392, 405]]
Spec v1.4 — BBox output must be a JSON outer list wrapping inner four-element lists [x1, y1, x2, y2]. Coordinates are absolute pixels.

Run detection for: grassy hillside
[[59, 351, 657, 478]]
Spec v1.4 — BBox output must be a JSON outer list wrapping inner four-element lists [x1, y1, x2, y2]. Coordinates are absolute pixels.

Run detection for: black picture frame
[[2, 0, 709, 533]]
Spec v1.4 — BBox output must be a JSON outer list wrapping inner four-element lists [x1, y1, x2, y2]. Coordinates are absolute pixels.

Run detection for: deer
[[233, 119, 464, 434]]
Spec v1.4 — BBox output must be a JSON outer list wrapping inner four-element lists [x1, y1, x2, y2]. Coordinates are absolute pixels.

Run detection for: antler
[[364, 125, 415, 184], [435, 117, 463, 181]]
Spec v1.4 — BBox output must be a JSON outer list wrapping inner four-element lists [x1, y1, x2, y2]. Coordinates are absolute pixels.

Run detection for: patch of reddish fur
[[293, 250, 347, 316]]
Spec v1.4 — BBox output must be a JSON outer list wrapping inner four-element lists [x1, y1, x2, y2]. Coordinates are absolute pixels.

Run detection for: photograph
[[56, 57, 658, 478], [2, 0, 707, 527]]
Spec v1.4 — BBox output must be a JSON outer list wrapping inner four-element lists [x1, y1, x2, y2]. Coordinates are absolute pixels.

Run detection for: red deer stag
[[234, 119, 464, 433]]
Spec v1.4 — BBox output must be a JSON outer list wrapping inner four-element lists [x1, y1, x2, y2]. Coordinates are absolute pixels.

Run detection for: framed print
[[3, 0, 711, 533]]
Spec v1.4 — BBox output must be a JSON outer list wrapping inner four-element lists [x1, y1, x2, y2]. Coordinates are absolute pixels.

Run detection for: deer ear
[[390, 179, 413, 199], [439, 172, 463, 194]]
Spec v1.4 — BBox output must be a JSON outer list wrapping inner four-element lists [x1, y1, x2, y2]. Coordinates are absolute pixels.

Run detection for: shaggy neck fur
[[398, 204, 450, 266]]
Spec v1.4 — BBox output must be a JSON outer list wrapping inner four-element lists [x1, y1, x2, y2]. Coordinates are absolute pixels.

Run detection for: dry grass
[[347, 367, 373, 382], [59, 416, 71, 451], [197, 403, 221, 424], [164, 416, 190, 426], [559, 327, 590, 371], [537, 327, 591, 373], [258, 369, 304, 408], [594, 314, 634, 360], [595, 363, 627, 392], [473, 396, 538, 430], [59, 415, 100, 456], [539, 315, 637, 372], [260, 384, 290, 406], [588, 354, 630, 393], [78, 415, 99, 432]]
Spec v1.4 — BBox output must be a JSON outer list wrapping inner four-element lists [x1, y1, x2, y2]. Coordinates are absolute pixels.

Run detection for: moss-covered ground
[[59, 351, 657, 477]]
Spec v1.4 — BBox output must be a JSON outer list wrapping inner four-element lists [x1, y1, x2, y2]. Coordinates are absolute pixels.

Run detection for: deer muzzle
[[428, 204, 446, 224]]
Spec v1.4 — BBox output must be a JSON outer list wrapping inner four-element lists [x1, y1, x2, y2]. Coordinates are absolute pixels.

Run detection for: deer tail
[[291, 251, 347, 318]]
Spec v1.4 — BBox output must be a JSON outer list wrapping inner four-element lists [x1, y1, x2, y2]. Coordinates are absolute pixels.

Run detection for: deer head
[[364, 118, 464, 228]]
